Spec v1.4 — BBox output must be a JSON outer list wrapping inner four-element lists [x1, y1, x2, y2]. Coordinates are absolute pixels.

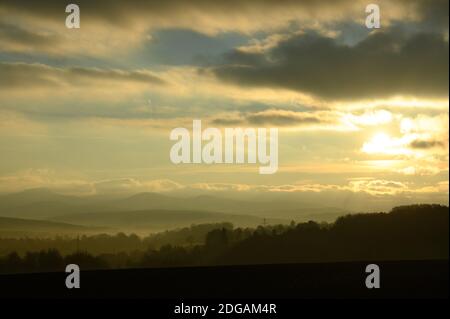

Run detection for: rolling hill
[[48, 209, 286, 233], [0, 216, 105, 237]]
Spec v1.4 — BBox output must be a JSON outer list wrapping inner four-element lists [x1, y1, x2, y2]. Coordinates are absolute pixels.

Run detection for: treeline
[[0, 250, 108, 273], [0, 205, 448, 274], [217, 204, 449, 264], [0, 222, 238, 256]]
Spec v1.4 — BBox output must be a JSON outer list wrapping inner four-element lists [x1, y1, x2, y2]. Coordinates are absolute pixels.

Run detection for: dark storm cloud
[[411, 0, 449, 31], [0, 0, 447, 30], [0, 0, 356, 25], [211, 30, 449, 99], [0, 62, 166, 89]]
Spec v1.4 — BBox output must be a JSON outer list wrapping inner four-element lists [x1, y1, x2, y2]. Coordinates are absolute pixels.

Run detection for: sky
[[0, 0, 448, 210]]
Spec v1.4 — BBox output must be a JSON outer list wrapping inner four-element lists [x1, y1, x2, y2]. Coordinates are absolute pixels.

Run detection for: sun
[[362, 132, 392, 154]]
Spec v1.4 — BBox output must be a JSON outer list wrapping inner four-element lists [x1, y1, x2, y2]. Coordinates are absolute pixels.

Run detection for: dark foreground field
[[0, 260, 447, 299]]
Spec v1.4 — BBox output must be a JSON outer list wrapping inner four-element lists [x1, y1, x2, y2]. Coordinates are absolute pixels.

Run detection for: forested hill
[[216, 204, 449, 265]]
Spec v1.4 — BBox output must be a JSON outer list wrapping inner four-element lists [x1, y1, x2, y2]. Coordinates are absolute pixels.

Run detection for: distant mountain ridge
[[0, 188, 348, 223], [0, 188, 356, 236]]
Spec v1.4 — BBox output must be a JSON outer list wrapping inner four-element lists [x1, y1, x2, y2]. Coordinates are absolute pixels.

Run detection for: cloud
[[0, 62, 166, 90], [360, 113, 449, 177], [349, 179, 408, 195], [0, 169, 95, 195], [396, 165, 441, 176], [362, 133, 412, 156], [412, 0, 449, 31], [0, 63, 183, 123], [0, 22, 60, 53], [211, 30, 449, 99], [2, 0, 447, 31], [165, 179, 450, 205], [401, 114, 449, 152], [409, 139, 445, 149], [1, 0, 448, 57], [212, 109, 327, 127], [0, 1, 401, 33], [0, 0, 352, 57], [0, 171, 446, 200], [341, 110, 393, 128], [93, 178, 183, 194], [247, 109, 323, 126], [0, 170, 184, 195]]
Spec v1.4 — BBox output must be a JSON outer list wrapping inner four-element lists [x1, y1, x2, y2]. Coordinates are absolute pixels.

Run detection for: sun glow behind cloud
[[362, 132, 412, 155]]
